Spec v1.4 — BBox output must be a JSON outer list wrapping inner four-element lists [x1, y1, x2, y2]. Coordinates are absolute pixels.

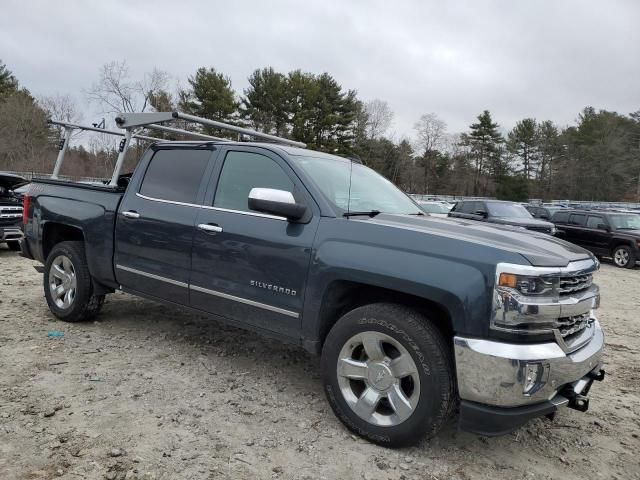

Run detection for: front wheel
[[44, 241, 105, 322], [321, 303, 455, 447], [612, 245, 635, 269]]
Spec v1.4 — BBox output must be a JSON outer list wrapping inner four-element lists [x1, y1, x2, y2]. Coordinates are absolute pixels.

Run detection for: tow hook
[[563, 390, 590, 412], [561, 367, 605, 413], [587, 368, 606, 382]]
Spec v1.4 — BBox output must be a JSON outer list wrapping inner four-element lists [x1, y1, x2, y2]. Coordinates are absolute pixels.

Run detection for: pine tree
[[0, 60, 19, 101], [462, 110, 503, 195]]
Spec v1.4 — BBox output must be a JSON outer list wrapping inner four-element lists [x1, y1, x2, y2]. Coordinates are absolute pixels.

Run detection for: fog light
[[523, 362, 549, 395]]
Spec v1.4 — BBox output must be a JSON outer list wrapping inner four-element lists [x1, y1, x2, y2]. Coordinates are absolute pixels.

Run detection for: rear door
[[564, 213, 588, 247], [114, 146, 215, 305], [585, 214, 610, 254], [189, 146, 319, 337]]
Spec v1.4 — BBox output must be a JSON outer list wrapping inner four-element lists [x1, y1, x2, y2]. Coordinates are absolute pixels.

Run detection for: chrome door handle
[[122, 211, 140, 219], [197, 223, 223, 233]]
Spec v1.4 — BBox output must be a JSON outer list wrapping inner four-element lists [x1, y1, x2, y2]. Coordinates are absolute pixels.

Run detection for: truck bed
[[24, 178, 125, 288]]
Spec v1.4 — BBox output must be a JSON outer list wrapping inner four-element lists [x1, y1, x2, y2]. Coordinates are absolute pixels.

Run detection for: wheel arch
[[42, 222, 85, 260], [315, 280, 455, 351]]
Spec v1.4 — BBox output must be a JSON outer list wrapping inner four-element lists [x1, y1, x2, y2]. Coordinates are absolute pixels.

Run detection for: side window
[[474, 202, 486, 214], [214, 151, 294, 213], [586, 216, 604, 229], [139, 149, 211, 204], [553, 211, 569, 223], [458, 202, 474, 214], [569, 214, 586, 226]]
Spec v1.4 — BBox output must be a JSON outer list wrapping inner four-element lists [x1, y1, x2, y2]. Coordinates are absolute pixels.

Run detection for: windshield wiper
[[343, 210, 381, 218], [407, 212, 425, 216]]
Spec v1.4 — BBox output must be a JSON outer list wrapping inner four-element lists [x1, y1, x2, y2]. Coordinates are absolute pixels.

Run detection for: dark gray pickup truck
[[20, 112, 605, 447]]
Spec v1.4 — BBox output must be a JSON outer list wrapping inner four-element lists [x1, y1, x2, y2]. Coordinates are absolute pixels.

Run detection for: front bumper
[[0, 226, 23, 242], [454, 319, 604, 435]]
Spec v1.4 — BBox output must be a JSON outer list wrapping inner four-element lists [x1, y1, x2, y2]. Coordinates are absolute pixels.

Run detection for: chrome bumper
[[453, 319, 604, 408], [0, 227, 23, 242]]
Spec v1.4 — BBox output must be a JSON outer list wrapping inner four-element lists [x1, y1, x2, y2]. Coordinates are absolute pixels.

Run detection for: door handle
[[122, 211, 140, 219], [197, 223, 223, 233]]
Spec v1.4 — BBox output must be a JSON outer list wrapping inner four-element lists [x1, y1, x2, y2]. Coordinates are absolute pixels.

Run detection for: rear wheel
[[321, 303, 455, 447], [7, 241, 20, 251], [612, 245, 635, 269], [44, 241, 105, 321]]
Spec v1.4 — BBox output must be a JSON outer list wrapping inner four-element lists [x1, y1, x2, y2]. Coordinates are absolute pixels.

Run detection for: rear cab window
[[139, 149, 212, 204]]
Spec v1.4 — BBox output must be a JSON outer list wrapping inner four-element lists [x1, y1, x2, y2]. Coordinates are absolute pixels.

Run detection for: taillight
[[22, 194, 30, 225]]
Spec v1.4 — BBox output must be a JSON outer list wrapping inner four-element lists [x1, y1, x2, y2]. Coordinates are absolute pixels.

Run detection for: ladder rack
[[47, 119, 223, 186]]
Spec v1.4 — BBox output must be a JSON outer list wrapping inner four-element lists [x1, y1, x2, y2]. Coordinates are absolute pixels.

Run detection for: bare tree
[[38, 93, 84, 142], [414, 113, 446, 154], [86, 60, 169, 114], [364, 99, 394, 139]]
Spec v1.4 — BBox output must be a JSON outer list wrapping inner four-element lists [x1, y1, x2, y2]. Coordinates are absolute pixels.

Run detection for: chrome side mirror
[[248, 188, 307, 221]]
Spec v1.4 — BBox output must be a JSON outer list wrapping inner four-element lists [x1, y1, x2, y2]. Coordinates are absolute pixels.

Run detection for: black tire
[[321, 303, 455, 447], [7, 241, 21, 251], [43, 241, 105, 322], [612, 245, 635, 269]]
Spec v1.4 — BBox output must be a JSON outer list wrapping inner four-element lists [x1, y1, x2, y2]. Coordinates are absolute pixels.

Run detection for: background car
[[526, 204, 565, 221], [448, 200, 556, 234], [552, 209, 640, 268], [417, 201, 451, 217]]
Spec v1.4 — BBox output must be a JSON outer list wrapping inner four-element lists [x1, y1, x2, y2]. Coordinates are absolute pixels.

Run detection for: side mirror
[[597, 223, 609, 231], [248, 188, 307, 221], [474, 210, 487, 218]]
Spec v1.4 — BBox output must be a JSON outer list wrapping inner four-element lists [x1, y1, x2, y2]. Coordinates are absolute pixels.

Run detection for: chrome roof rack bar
[[47, 119, 162, 181], [114, 111, 307, 148], [145, 123, 227, 141]]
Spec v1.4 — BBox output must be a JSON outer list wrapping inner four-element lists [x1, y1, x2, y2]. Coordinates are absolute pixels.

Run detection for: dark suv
[[552, 210, 640, 268], [449, 200, 556, 235]]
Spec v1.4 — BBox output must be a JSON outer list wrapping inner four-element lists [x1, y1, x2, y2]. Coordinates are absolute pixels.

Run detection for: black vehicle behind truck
[[552, 209, 640, 268], [449, 199, 557, 234], [20, 112, 605, 447], [0, 172, 27, 250]]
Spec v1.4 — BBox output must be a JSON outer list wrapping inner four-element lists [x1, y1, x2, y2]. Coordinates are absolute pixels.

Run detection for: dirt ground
[[0, 245, 638, 480]]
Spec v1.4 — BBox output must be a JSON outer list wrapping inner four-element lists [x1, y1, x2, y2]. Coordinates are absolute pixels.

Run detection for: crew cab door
[[189, 146, 318, 337], [114, 146, 215, 305]]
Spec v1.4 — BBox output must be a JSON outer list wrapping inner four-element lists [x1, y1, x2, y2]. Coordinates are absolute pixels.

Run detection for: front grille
[[559, 273, 593, 294], [557, 312, 591, 339], [0, 205, 22, 225]]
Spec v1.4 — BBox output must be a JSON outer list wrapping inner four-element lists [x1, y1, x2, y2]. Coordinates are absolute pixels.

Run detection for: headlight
[[498, 272, 559, 296], [550, 226, 557, 235]]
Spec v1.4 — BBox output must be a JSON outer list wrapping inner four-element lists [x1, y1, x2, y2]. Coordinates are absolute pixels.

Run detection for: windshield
[[486, 202, 533, 218], [419, 202, 449, 214], [609, 214, 640, 230], [295, 156, 421, 215]]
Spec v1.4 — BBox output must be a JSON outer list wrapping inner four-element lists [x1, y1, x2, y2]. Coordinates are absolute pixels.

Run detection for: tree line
[[1, 59, 639, 201]]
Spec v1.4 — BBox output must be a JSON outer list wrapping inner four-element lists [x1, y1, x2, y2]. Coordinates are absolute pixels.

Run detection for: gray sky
[[1, 0, 638, 139]]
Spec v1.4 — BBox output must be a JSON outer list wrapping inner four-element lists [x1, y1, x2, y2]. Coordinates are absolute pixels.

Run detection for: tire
[[321, 303, 455, 447], [7, 241, 21, 251], [612, 245, 635, 269], [43, 241, 105, 322]]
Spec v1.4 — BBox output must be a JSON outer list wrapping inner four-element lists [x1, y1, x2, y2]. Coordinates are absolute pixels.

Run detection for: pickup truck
[[20, 112, 605, 447]]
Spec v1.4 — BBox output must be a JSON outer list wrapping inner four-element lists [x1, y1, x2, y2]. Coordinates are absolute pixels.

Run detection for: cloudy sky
[[1, 0, 638, 139]]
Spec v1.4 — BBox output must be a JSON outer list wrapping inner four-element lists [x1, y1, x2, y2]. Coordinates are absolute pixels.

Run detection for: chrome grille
[[556, 312, 591, 338], [0, 205, 22, 225], [559, 273, 592, 294]]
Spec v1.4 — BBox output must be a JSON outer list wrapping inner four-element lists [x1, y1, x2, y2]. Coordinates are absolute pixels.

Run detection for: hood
[[368, 213, 593, 267], [0, 173, 28, 191], [488, 216, 554, 228]]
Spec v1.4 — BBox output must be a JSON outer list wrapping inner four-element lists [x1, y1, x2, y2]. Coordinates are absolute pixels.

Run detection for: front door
[[115, 147, 214, 305], [190, 146, 318, 337]]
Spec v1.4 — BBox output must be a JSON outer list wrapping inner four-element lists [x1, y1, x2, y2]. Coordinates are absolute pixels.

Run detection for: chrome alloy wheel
[[48, 255, 77, 309], [614, 248, 630, 267], [336, 331, 420, 427]]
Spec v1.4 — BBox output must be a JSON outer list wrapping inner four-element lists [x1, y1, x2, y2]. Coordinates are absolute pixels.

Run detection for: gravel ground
[[0, 245, 638, 480]]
